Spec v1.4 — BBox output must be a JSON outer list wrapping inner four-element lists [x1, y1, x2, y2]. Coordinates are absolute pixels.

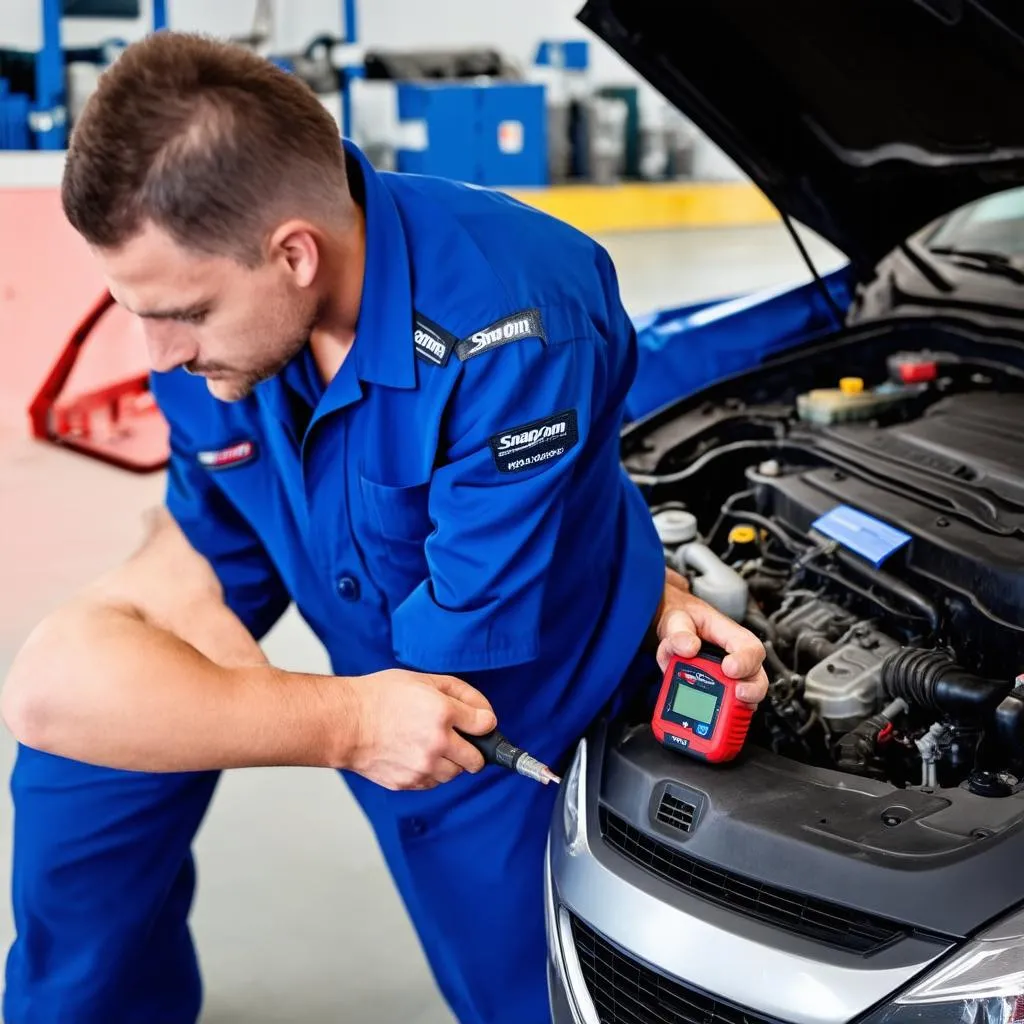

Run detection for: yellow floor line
[[503, 181, 780, 233]]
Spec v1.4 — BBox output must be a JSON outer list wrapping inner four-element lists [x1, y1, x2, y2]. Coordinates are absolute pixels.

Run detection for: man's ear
[[268, 221, 320, 288]]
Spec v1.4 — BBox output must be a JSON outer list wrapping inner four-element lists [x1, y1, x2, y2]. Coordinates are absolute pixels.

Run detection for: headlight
[[863, 905, 1024, 1024], [562, 737, 588, 856]]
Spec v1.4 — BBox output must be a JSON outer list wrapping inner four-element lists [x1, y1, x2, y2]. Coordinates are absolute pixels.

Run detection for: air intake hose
[[881, 648, 1011, 720]]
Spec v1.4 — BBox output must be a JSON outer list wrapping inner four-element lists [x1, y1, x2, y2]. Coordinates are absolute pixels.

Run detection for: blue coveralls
[[4, 140, 665, 1023]]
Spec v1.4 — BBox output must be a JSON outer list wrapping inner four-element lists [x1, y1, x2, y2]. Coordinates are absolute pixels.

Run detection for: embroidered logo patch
[[413, 312, 457, 367], [197, 440, 257, 470], [456, 308, 546, 361], [488, 409, 578, 474]]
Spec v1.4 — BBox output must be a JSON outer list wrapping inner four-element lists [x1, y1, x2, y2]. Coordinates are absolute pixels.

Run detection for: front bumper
[[545, 838, 596, 1024], [547, 953, 580, 1024], [545, 729, 955, 1024]]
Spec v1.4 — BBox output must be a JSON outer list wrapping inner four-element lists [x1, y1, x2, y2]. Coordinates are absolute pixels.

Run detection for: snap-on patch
[[413, 312, 458, 367], [456, 308, 546, 362], [488, 409, 578, 474]]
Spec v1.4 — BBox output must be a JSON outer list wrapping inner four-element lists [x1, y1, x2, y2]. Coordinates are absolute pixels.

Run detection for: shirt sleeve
[[153, 380, 292, 640], [390, 330, 604, 672]]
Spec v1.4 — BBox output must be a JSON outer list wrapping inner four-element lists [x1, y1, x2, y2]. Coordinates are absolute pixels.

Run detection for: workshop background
[[0, 2, 843, 1021]]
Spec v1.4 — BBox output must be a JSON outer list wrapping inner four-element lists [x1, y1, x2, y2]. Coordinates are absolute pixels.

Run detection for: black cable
[[954, 356, 1024, 384], [705, 488, 757, 546], [831, 549, 940, 633], [779, 210, 845, 330], [628, 440, 813, 486], [801, 561, 931, 629], [744, 601, 778, 643]]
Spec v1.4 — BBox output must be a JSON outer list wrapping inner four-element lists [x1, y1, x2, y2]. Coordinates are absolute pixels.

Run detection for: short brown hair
[[62, 31, 350, 265]]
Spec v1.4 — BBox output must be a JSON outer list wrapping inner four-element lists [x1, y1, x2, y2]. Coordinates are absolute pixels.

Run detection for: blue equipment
[[395, 81, 548, 188], [534, 40, 590, 71], [1, 0, 161, 151], [0, 80, 30, 150], [4, 0, 352, 150]]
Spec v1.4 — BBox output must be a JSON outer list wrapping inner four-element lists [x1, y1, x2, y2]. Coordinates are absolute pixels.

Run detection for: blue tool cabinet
[[395, 81, 548, 188]]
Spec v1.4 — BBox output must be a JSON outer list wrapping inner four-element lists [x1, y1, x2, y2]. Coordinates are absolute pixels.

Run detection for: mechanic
[[0, 32, 768, 1024]]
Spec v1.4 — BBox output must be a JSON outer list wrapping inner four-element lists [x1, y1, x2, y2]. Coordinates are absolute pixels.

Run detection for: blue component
[[396, 83, 479, 181], [534, 40, 589, 70], [340, 63, 364, 138], [477, 84, 548, 187], [812, 505, 912, 567], [0, 81, 31, 151], [343, 0, 358, 42], [395, 82, 548, 187], [36, 0, 68, 149]]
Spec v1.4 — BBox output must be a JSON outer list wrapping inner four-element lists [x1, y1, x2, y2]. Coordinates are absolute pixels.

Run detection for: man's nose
[[142, 323, 196, 374]]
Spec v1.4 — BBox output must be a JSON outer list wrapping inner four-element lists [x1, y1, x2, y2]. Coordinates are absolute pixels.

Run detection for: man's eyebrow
[[128, 302, 210, 321]]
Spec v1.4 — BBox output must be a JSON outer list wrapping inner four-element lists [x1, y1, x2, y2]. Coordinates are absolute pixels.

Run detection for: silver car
[[548, 2, 1024, 1022]]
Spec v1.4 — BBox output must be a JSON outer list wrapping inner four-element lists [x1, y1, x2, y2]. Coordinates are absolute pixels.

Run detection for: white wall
[[1, 0, 643, 84], [0, 0, 744, 180]]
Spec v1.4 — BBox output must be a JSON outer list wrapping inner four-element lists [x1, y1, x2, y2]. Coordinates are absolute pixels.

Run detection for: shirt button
[[336, 574, 360, 601]]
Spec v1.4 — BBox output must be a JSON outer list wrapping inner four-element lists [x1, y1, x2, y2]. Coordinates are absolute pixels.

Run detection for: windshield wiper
[[928, 246, 1024, 285]]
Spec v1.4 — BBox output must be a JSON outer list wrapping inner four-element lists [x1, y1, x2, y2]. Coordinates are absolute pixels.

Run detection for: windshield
[[924, 187, 1024, 258]]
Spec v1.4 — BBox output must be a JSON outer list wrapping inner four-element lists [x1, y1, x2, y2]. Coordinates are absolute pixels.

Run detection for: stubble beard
[[205, 301, 325, 403]]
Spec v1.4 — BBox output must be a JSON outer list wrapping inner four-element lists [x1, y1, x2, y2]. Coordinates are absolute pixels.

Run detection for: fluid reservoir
[[674, 542, 749, 622], [797, 377, 914, 425], [653, 507, 698, 547]]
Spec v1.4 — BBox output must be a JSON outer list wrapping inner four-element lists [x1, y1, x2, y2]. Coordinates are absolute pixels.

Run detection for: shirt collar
[[256, 139, 417, 435], [344, 139, 416, 391]]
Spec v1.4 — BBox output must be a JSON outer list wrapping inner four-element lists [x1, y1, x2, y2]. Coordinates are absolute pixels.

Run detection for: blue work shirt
[[150, 140, 665, 776]]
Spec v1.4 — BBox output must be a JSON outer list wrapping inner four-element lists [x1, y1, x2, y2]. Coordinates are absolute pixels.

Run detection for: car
[[847, 185, 1024, 335], [547, 3, 1024, 1024], [624, 182, 1024, 424], [625, 177, 1024, 429]]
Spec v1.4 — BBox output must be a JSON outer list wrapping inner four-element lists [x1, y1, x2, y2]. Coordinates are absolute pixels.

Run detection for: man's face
[[95, 221, 321, 402]]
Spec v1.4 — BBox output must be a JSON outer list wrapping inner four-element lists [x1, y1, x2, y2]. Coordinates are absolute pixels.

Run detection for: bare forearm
[[645, 565, 691, 649], [2, 602, 350, 772]]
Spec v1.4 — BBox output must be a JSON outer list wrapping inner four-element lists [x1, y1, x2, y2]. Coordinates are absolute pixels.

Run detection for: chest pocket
[[358, 474, 432, 604]]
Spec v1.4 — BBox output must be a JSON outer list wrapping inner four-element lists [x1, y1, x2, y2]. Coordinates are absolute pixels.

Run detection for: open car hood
[[577, 0, 1024, 274]]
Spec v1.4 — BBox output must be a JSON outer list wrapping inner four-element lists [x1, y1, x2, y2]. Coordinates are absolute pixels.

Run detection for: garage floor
[[0, 224, 842, 1023]]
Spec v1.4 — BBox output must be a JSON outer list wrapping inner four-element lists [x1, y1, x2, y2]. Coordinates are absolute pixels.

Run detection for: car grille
[[655, 791, 697, 834], [570, 914, 778, 1024], [599, 807, 905, 954]]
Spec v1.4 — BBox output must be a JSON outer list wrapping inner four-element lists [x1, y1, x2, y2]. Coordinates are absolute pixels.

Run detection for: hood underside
[[577, 0, 1024, 274]]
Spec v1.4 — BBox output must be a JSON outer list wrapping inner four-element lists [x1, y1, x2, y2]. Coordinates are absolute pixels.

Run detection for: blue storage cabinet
[[0, 81, 31, 150], [395, 81, 548, 188]]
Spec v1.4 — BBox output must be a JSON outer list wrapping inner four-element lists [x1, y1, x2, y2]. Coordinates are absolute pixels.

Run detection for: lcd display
[[671, 685, 717, 725]]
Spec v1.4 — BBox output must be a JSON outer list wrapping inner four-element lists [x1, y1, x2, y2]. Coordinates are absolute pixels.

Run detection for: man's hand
[[652, 568, 769, 706], [343, 671, 498, 790]]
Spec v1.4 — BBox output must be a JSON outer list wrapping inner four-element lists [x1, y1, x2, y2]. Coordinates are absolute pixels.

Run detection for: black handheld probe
[[458, 728, 561, 785]]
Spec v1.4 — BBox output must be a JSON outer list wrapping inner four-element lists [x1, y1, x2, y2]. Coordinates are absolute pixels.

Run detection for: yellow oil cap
[[839, 376, 865, 395], [728, 525, 758, 545]]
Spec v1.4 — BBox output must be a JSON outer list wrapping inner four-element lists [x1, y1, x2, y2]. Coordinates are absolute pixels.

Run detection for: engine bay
[[623, 323, 1024, 798]]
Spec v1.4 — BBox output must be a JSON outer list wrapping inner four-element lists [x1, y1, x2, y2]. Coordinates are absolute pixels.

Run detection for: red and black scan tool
[[651, 644, 755, 764]]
